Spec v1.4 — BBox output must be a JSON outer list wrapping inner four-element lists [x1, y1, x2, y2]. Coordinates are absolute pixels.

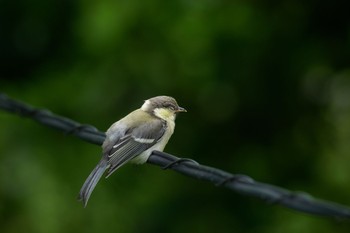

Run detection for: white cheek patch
[[154, 108, 174, 121], [133, 137, 155, 143]]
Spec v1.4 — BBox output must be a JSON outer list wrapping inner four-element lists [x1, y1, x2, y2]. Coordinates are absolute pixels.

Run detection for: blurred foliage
[[1, 0, 350, 232]]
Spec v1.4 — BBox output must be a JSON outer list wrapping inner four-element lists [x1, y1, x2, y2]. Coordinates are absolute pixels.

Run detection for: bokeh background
[[1, 0, 350, 232]]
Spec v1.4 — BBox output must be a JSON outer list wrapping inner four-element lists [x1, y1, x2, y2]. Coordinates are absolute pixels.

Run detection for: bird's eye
[[169, 105, 175, 111]]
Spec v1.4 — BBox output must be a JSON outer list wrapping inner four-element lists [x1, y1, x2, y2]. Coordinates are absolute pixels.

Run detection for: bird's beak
[[176, 107, 187, 113]]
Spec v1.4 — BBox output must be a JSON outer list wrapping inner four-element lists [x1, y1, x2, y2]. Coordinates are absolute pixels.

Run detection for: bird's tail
[[78, 158, 108, 207]]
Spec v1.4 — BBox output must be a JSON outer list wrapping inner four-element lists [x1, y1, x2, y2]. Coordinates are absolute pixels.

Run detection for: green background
[[1, 0, 350, 232]]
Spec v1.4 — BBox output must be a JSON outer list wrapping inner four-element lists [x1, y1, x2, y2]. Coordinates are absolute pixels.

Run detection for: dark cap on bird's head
[[141, 96, 187, 113]]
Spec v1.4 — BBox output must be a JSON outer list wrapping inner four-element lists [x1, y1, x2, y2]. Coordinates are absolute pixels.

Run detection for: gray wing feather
[[104, 119, 166, 177], [106, 140, 149, 177]]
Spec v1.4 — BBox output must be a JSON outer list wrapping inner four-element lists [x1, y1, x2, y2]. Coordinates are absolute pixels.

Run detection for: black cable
[[0, 93, 105, 145], [1, 92, 349, 219]]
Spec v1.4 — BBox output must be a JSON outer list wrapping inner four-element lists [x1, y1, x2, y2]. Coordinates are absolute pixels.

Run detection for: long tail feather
[[78, 158, 108, 207]]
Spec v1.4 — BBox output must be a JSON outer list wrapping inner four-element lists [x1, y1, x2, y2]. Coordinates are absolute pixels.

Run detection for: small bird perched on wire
[[78, 96, 186, 207]]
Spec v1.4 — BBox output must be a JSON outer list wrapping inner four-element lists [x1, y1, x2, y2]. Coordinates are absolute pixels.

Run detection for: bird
[[78, 96, 186, 207]]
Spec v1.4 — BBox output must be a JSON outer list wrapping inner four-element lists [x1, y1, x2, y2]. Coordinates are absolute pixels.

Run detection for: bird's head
[[141, 96, 186, 121]]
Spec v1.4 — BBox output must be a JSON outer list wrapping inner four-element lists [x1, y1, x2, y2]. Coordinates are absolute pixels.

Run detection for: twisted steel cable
[[1, 92, 349, 219]]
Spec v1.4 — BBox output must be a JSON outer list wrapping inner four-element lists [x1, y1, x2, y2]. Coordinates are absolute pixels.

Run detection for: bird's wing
[[104, 119, 166, 177]]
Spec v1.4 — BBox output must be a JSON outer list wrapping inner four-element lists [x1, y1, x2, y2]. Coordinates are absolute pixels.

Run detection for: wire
[[1, 92, 349, 220]]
